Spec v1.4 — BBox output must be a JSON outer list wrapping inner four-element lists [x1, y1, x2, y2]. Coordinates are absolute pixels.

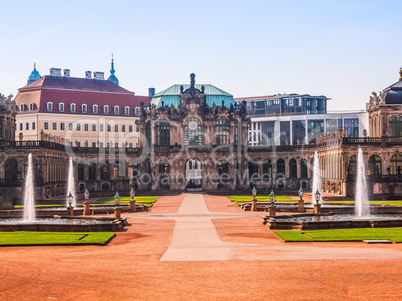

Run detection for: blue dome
[[107, 58, 119, 85], [27, 64, 41, 85]]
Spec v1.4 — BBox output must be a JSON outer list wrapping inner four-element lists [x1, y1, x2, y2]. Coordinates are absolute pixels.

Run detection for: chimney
[[50, 68, 62, 78], [85, 71, 92, 80], [93, 72, 105, 81], [148, 87, 155, 97], [63, 69, 70, 78]]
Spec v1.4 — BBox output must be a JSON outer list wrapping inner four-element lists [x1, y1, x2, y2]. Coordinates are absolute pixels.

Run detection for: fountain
[[0, 154, 127, 232], [23, 153, 36, 222], [355, 147, 370, 217], [311, 151, 322, 205], [261, 148, 402, 230], [67, 157, 77, 207]]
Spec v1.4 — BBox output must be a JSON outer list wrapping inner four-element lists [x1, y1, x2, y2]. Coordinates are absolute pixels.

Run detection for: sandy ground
[[1, 194, 402, 300]]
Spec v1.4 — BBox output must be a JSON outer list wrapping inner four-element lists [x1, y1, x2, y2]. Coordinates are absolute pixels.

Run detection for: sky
[[1, 0, 402, 111]]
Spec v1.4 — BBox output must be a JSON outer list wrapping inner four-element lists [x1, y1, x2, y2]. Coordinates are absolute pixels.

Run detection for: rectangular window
[[60, 123, 65, 130], [32, 122, 35, 130], [115, 142, 118, 148], [107, 125, 111, 132], [114, 125, 118, 132], [129, 125, 133, 132], [122, 125, 126, 132], [308, 119, 324, 142], [84, 124, 88, 131], [77, 123, 81, 131], [100, 142, 104, 148], [92, 124, 96, 131], [280, 121, 290, 145], [326, 119, 342, 134], [344, 118, 359, 137], [52, 122, 57, 130], [292, 120, 306, 145], [26, 123, 29, 130], [92, 142, 96, 147], [129, 143, 133, 148], [20, 123, 23, 131], [68, 123, 73, 131], [77, 141, 81, 147], [44, 122, 49, 130], [100, 124, 104, 131]]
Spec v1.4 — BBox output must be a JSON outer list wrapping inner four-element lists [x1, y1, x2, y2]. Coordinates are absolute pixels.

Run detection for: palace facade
[[1, 69, 402, 207]]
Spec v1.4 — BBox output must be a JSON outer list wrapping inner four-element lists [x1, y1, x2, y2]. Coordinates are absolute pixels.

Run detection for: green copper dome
[[27, 63, 41, 85], [150, 84, 235, 108]]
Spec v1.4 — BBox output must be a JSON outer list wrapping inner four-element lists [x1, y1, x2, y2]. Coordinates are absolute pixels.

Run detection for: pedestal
[[129, 200, 136, 212], [251, 198, 258, 211], [298, 200, 306, 213], [314, 204, 321, 214], [114, 207, 121, 218], [269, 206, 276, 216], [67, 206, 74, 216], [83, 201, 90, 215]]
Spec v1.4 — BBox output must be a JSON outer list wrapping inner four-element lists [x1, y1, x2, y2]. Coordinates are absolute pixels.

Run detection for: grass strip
[[228, 196, 298, 203], [274, 228, 402, 242], [0, 231, 116, 246], [92, 196, 158, 207]]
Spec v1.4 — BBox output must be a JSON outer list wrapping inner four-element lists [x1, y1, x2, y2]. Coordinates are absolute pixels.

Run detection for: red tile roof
[[16, 76, 151, 116]]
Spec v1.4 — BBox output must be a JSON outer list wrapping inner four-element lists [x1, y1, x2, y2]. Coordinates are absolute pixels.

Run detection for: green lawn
[[92, 196, 158, 207], [274, 228, 402, 242], [228, 195, 302, 206], [0, 231, 116, 246]]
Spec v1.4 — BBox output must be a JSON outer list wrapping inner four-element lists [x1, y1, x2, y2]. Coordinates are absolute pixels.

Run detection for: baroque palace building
[[1, 69, 402, 207]]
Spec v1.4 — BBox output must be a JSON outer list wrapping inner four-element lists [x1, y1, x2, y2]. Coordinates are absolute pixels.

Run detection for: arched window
[[92, 104, 98, 114], [70, 103, 76, 113], [113, 161, 125, 179], [262, 160, 272, 183], [348, 155, 356, 175], [46, 102, 53, 111], [78, 164, 85, 181], [157, 120, 170, 146], [216, 119, 230, 145], [58, 103, 64, 112], [277, 159, 285, 177], [100, 165, 109, 180], [124, 106, 130, 115], [390, 154, 402, 175], [114, 106, 119, 115], [88, 163, 96, 181], [81, 104, 87, 113], [103, 105, 109, 114], [29, 102, 35, 111], [20, 104, 26, 112], [368, 154, 382, 175], [389, 115, 402, 137], [301, 159, 308, 178], [135, 107, 140, 116], [5, 158, 18, 184], [184, 117, 202, 145], [289, 159, 297, 179]]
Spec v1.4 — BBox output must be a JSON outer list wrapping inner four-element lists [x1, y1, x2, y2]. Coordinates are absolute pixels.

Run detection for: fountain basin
[[0, 217, 127, 232], [262, 213, 402, 230]]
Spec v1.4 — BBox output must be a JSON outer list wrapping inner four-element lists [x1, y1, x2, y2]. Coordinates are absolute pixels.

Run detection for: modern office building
[[235, 94, 368, 146]]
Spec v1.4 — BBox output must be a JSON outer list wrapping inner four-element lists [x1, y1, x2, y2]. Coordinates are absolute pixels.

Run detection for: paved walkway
[[128, 194, 402, 262]]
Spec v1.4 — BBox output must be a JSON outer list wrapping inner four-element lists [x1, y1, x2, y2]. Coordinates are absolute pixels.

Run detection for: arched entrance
[[185, 159, 202, 190]]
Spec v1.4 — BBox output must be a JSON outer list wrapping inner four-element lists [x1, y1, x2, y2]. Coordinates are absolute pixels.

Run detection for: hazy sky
[[1, 0, 402, 111]]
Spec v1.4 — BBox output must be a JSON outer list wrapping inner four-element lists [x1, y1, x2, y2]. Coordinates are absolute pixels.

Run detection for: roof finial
[[34, 62, 36, 70], [190, 73, 195, 89], [111, 53, 114, 61], [399, 65, 402, 81], [107, 54, 119, 85]]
